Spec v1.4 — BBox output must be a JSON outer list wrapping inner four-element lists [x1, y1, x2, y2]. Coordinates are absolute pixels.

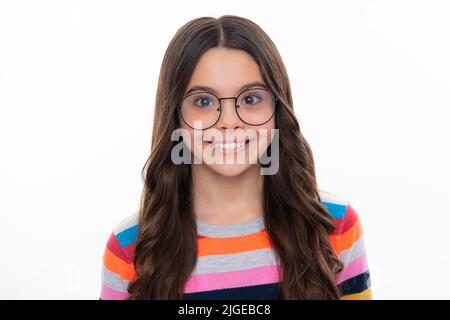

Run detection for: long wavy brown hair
[[126, 15, 344, 300]]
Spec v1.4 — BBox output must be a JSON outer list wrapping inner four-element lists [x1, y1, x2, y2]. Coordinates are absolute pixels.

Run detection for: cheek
[[184, 128, 204, 158], [256, 121, 277, 154]]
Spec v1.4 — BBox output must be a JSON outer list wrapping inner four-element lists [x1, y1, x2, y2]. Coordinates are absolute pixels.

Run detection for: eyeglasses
[[178, 87, 278, 130]]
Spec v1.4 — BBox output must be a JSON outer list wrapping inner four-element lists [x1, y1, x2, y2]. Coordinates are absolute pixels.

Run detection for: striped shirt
[[100, 190, 372, 300]]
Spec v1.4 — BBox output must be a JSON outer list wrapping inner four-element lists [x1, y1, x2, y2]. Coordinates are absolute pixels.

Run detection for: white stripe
[[102, 266, 129, 292], [318, 190, 348, 206], [192, 248, 279, 275], [338, 236, 366, 266], [113, 211, 139, 235]]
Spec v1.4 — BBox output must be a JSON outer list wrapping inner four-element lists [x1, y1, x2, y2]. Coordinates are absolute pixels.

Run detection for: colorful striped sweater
[[100, 190, 372, 300]]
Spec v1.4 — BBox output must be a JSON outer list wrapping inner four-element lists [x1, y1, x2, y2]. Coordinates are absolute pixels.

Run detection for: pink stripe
[[100, 284, 128, 300], [335, 254, 368, 284], [184, 265, 280, 293]]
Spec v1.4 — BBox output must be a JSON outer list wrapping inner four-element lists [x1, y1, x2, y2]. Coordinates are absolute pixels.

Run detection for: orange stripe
[[329, 217, 363, 254], [198, 231, 272, 256], [341, 288, 373, 300], [103, 247, 136, 281]]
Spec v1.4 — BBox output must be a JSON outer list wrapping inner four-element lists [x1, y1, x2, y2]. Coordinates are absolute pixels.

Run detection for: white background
[[1, 0, 449, 299]]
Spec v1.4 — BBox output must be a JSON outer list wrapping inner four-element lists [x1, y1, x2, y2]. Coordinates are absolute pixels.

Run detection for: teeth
[[214, 141, 245, 149]]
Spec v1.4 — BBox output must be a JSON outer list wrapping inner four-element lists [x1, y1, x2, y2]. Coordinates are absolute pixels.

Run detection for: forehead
[[186, 47, 265, 96]]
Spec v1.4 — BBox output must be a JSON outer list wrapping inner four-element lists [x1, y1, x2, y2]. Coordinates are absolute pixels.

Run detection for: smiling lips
[[205, 139, 251, 152]]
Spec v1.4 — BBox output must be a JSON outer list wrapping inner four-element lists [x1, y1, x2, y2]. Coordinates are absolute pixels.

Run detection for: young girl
[[100, 15, 372, 300]]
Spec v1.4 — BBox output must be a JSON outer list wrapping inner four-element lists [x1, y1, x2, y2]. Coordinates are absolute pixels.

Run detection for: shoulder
[[112, 211, 140, 247], [318, 189, 368, 274], [318, 189, 362, 236], [105, 211, 139, 264], [318, 189, 365, 255]]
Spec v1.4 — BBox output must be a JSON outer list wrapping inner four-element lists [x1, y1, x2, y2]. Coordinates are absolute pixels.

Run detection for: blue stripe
[[115, 225, 138, 248], [321, 201, 347, 219], [183, 283, 280, 300]]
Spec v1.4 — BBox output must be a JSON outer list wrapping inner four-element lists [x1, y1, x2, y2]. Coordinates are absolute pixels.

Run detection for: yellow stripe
[[340, 288, 373, 300]]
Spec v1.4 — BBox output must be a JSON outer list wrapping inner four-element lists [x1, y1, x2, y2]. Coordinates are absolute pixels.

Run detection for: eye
[[194, 96, 214, 108], [243, 94, 261, 105]]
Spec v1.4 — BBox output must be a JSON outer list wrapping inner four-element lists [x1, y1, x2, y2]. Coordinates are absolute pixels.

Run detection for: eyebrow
[[184, 81, 268, 97]]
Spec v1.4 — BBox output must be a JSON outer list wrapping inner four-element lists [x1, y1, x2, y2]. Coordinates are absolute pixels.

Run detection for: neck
[[191, 164, 264, 225]]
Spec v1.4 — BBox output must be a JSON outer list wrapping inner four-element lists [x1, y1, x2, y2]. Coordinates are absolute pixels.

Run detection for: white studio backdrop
[[0, 0, 449, 299]]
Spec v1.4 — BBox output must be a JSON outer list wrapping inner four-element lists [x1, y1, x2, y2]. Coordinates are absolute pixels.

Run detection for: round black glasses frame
[[177, 88, 279, 130]]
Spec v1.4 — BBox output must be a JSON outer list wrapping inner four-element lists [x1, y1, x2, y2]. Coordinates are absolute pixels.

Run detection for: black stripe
[[338, 271, 371, 296], [183, 282, 280, 300]]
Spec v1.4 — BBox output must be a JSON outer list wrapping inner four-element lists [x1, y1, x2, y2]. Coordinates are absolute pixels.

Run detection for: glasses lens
[[180, 92, 220, 129], [236, 88, 275, 125]]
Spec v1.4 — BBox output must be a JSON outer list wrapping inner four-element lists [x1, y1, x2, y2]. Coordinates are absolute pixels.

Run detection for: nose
[[216, 98, 244, 129]]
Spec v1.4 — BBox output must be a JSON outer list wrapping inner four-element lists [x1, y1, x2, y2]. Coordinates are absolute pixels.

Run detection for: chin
[[206, 163, 255, 177]]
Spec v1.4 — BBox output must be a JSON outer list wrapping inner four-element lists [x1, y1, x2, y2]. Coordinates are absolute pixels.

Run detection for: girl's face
[[178, 47, 276, 177]]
